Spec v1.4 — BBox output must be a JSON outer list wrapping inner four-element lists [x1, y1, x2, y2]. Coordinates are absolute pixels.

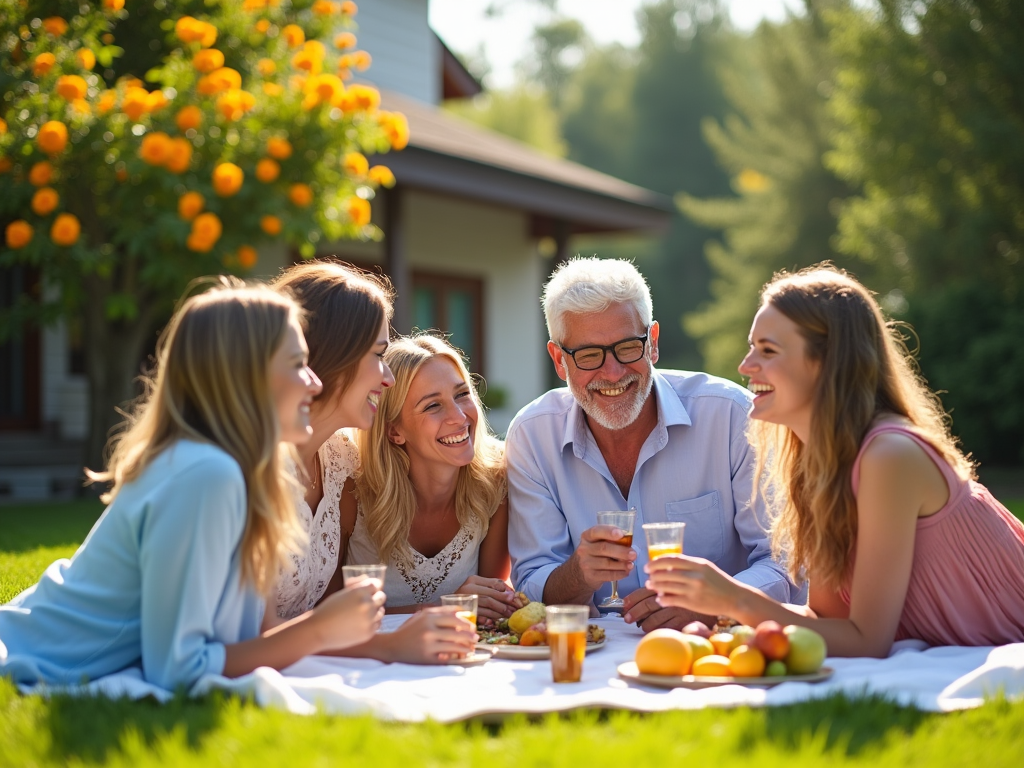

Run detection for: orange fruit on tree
[[634, 629, 693, 677], [728, 644, 766, 677], [691, 655, 732, 677]]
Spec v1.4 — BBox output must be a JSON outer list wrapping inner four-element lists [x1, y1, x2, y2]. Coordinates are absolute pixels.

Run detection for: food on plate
[[753, 620, 790, 661], [679, 633, 715, 664], [691, 655, 731, 676], [727, 644, 766, 677], [783, 625, 827, 674], [508, 594, 546, 635], [477, 594, 606, 647], [708, 632, 736, 657], [665, 619, 827, 678], [682, 620, 712, 639], [635, 628, 693, 676]]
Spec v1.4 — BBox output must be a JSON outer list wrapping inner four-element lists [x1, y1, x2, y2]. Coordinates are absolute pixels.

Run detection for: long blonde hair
[[88, 280, 305, 596], [751, 265, 974, 589], [355, 335, 506, 565]]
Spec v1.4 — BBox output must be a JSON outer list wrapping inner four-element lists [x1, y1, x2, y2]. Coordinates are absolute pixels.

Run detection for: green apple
[[764, 660, 788, 677], [783, 625, 827, 674], [679, 633, 715, 663]]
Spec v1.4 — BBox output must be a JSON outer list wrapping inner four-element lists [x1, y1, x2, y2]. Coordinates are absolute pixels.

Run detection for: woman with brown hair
[[646, 265, 1024, 656], [0, 281, 385, 688], [269, 262, 477, 663]]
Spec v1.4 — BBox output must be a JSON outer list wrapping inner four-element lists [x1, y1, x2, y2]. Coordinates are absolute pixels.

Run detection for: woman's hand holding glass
[[455, 575, 521, 621], [376, 606, 478, 664], [309, 578, 386, 652], [644, 555, 745, 617]]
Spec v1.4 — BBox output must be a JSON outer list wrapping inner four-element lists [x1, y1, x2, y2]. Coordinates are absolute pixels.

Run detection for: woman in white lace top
[[338, 335, 521, 627], [267, 262, 477, 664]]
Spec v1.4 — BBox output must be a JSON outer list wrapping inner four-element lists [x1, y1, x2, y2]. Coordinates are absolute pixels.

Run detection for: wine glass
[[596, 509, 636, 611]]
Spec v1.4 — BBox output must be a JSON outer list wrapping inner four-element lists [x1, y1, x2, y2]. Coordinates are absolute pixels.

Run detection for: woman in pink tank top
[[646, 265, 1024, 656]]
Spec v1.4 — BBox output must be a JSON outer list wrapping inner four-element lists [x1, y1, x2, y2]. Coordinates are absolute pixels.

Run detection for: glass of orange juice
[[642, 522, 685, 560], [545, 605, 589, 683], [440, 594, 478, 629]]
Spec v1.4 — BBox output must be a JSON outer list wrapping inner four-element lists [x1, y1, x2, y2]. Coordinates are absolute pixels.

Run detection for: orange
[[691, 655, 732, 677], [709, 632, 735, 657], [728, 644, 766, 677], [635, 629, 693, 677]]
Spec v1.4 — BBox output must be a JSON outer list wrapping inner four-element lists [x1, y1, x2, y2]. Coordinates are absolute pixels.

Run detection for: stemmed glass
[[596, 510, 636, 611]]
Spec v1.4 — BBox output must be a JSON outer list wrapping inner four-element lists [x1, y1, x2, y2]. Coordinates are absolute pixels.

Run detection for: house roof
[[437, 34, 483, 100], [379, 90, 674, 235]]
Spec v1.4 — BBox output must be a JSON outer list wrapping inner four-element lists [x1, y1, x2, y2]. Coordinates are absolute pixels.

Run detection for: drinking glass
[[545, 605, 589, 683], [440, 594, 478, 628], [642, 522, 686, 560], [341, 563, 387, 586], [596, 509, 636, 610]]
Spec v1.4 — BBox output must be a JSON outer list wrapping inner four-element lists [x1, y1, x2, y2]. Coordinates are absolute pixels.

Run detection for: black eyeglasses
[[558, 333, 649, 371]]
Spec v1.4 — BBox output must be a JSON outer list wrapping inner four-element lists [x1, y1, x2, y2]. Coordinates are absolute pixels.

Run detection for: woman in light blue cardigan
[[0, 281, 386, 689]]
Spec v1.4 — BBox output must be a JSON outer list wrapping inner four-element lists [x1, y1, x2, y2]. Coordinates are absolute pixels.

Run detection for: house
[[0, 0, 672, 501]]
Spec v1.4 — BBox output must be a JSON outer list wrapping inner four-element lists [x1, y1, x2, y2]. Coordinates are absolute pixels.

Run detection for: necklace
[[309, 452, 320, 490]]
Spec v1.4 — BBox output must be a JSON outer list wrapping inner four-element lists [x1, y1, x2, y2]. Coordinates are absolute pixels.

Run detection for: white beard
[[568, 369, 654, 431]]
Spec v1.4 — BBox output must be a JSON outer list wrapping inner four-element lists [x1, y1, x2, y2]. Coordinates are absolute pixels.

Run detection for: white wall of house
[[403, 190, 547, 434], [39, 291, 88, 440], [352, 0, 438, 105]]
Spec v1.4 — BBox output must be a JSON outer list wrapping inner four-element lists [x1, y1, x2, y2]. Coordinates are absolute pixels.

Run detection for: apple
[[783, 625, 827, 674], [764, 660, 788, 677], [754, 620, 790, 661], [682, 621, 712, 639], [679, 633, 715, 663], [728, 625, 756, 653]]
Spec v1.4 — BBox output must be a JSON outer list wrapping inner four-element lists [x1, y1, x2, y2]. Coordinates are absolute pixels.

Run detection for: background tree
[[826, 0, 1024, 464], [0, 0, 408, 471], [680, 0, 857, 377]]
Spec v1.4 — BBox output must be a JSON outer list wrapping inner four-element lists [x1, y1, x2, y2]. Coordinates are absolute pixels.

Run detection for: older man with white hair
[[506, 257, 801, 632]]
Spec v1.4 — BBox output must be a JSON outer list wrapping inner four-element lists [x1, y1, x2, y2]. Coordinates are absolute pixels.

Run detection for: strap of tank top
[[851, 422, 958, 496]]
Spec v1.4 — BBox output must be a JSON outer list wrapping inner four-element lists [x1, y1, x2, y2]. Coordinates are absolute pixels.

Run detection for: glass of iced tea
[[642, 522, 686, 559], [440, 594, 478, 629], [545, 605, 589, 683], [596, 509, 636, 610], [341, 563, 387, 586]]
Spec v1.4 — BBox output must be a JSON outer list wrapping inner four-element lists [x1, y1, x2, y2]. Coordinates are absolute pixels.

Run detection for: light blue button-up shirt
[[507, 369, 801, 607], [0, 440, 264, 689]]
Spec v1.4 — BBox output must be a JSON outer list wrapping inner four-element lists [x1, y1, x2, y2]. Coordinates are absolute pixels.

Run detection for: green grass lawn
[[2, 499, 1023, 767]]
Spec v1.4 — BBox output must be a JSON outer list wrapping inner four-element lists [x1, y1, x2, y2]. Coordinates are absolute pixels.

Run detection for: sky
[[429, 0, 805, 88]]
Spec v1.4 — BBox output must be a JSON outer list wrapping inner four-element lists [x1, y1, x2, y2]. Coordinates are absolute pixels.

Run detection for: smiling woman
[[344, 335, 518, 627]]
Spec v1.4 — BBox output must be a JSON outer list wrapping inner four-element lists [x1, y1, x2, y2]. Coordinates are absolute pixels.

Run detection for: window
[[0, 266, 41, 430], [411, 271, 485, 376]]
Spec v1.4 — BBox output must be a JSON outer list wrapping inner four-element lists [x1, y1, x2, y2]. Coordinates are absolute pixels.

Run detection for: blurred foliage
[[568, 0, 734, 370], [826, 0, 1024, 464], [681, 0, 859, 378]]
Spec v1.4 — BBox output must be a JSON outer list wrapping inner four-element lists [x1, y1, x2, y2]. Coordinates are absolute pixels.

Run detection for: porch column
[[384, 185, 412, 334]]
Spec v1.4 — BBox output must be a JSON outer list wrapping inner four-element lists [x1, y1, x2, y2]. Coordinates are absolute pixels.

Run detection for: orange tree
[[0, 0, 408, 470]]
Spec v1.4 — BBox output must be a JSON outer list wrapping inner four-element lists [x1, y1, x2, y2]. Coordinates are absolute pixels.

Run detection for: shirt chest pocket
[[664, 491, 725, 563]]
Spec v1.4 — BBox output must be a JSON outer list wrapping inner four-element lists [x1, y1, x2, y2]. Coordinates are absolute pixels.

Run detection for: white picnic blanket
[[19, 616, 1024, 721]]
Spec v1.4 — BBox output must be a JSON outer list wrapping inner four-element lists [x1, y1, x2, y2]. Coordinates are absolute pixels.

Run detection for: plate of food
[[617, 620, 832, 689], [475, 594, 606, 659], [616, 661, 833, 689]]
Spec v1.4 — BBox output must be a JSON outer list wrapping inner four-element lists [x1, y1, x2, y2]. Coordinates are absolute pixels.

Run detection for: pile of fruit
[[476, 594, 606, 646], [634, 619, 827, 678]]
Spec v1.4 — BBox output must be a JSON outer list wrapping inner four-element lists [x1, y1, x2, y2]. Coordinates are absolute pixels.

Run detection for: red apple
[[682, 621, 712, 639], [754, 620, 790, 661]]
